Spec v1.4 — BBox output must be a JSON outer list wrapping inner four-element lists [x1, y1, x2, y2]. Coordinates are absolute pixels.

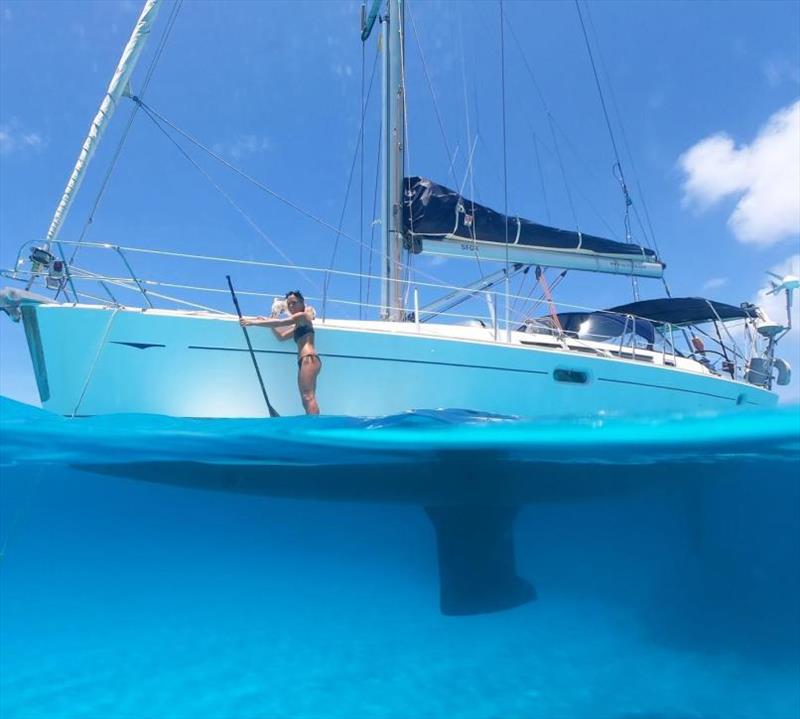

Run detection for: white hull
[[16, 302, 777, 418]]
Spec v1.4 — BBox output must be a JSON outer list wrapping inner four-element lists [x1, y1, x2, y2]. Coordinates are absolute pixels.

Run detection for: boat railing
[[4, 237, 747, 378]]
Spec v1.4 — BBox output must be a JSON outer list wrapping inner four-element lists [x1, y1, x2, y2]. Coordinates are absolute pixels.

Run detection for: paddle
[[226, 275, 280, 418]]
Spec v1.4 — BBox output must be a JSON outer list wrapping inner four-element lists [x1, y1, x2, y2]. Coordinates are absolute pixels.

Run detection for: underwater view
[[1, 397, 798, 719], [2, 0, 799, 715]]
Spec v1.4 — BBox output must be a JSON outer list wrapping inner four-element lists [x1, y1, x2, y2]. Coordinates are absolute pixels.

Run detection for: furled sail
[[403, 177, 664, 278], [44, 0, 162, 247]]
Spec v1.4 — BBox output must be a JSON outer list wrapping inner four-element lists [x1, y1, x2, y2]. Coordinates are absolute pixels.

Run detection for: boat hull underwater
[[59, 404, 795, 616]]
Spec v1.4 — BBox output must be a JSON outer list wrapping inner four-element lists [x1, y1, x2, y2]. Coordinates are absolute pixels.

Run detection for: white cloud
[[752, 254, 800, 404], [332, 63, 353, 78], [763, 59, 800, 89], [0, 123, 46, 155], [679, 100, 800, 247], [212, 134, 272, 160], [702, 277, 728, 291], [70, 22, 86, 41]]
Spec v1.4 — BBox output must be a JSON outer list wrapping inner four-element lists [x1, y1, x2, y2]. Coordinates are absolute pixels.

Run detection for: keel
[[424, 505, 536, 616]]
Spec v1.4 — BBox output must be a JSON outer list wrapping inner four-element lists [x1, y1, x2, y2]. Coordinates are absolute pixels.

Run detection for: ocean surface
[[1, 396, 799, 719]]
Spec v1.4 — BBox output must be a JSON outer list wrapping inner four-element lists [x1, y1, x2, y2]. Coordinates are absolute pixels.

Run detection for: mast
[[43, 0, 162, 250], [380, 0, 406, 320]]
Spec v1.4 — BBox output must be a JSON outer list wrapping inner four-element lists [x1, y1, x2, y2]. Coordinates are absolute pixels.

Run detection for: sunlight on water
[[1, 397, 799, 719]]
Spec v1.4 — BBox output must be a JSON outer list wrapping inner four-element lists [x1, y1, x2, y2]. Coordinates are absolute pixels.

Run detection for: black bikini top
[[293, 323, 314, 342]]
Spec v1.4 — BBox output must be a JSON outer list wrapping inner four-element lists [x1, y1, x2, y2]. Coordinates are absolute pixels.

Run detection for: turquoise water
[[1, 397, 799, 718]]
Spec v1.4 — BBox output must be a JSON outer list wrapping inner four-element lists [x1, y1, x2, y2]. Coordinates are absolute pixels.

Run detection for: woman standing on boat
[[240, 290, 321, 415]]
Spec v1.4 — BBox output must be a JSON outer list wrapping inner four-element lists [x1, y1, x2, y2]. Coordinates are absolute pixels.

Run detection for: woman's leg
[[298, 356, 321, 415]]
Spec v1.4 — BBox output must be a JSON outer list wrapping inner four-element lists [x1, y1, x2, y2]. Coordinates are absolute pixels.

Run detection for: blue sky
[[1, 0, 798, 405]]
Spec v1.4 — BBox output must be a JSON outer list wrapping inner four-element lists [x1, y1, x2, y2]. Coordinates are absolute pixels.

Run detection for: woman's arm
[[240, 312, 305, 328], [272, 326, 294, 341]]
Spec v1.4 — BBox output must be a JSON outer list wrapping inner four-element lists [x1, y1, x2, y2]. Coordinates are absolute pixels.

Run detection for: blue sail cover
[[403, 177, 658, 260]]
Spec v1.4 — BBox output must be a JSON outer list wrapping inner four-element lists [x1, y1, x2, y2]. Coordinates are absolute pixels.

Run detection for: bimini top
[[607, 297, 759, 326], [526, 297, 757, 343], [403, 176, 658, 260]]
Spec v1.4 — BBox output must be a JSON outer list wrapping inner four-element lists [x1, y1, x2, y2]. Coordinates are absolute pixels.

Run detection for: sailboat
[[2, 0, 796, 616], [1, 0, 794, 419]]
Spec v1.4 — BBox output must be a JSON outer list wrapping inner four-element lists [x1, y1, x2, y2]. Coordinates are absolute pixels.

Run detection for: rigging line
[[574, 0, 626, 189], [366, 118, 382, 314], [73, 289, 117, 305], [457, 137, 480, 199], [457, 9, 486, 281], [475, 134, 505, 192], [692, 323, 747, 363], [73, 270, 226, 313], [502, 13, 583, 235], [531, 132, 551, 224], [8, 260, 606, 322], [502, 12, 550, 112], [549, 114, 581, 235], [134, 99, 365, 247], [526, 270, 567, 319], [629, 197, 652, 249], [510, 266, 529, 315], [574, 0, 639, 288], [499, 2, 510, 273], [72, 307, 120, 418], [323, 42, 381, 314], [542, 120, 620, 238], [521, 112, 618, 238], [63, 265, 547, 324], [57, 237, 599, 312], [398, 3, 412, 203], [457, 135, 487, 278], [582, 2, 662, 258], [403, 251, 415, 310], [66, 0, 184, 269], [70, 266, 278, 311], [499, 0, 512, 338], [458, 11, 474, 192], [54, 243, 572, 310], [136, 102, 320, 291], [55, 0, 184, 303], [520, 268, 548, 316], [407, 1, 459, 189], [131, 95, 471, 289], [139, 0, 182, 88], [359, 36, 366, 319], [399, 1, 418, 300]]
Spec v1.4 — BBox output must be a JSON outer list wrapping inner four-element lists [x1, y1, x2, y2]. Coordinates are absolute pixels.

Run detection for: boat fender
[[271, 297, 316, 320], [271, 297, 288, 316], [775, 358, 792, 386]]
